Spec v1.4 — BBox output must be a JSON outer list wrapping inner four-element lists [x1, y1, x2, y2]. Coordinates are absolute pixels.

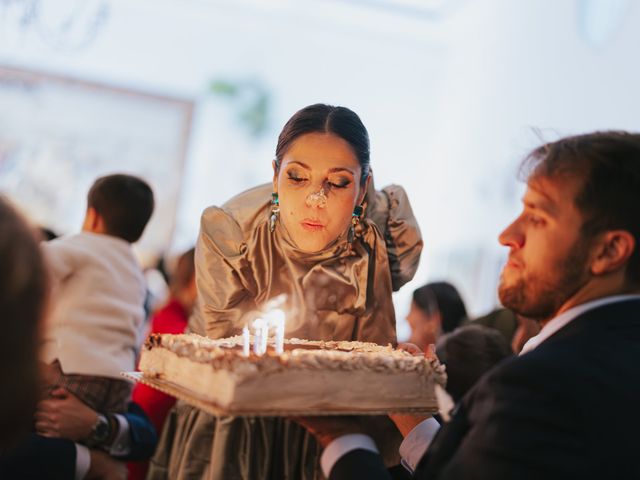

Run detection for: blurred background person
[[0, 196, 48, 448], [128, 247, 196, 480], [435, 324, 513, 407], [473, 307, 540, 354], [406, 281, 468, 353]]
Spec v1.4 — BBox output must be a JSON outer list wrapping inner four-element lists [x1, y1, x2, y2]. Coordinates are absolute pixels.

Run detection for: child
[[40, 174, 154, 415]]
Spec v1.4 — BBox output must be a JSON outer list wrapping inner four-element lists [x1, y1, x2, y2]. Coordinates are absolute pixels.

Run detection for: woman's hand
[[391, 344, 438, 436], [396, 342, 424, 356], [397, 342, 438, 360], [34, 388, 98, 441]]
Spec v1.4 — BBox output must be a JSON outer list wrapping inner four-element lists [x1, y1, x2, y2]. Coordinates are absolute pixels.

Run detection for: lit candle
[[260, 320, 269, 355], [242, 325, 250, 357], [273, 310, 285, 354], [252, 319, 264, 355]]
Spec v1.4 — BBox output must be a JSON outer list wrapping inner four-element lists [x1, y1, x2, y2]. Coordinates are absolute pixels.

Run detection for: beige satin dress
[[148, 183, 423, 480]]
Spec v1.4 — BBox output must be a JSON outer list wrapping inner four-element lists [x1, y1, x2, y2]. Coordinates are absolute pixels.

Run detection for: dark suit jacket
[[331, 299, 640, 480], [0, 402, 157, 480]]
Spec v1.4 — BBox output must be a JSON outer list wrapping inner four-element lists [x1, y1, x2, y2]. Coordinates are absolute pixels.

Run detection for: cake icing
[[139, 333, 446, 413]]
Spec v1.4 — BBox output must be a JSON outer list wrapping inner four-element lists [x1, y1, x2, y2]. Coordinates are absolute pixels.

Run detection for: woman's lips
[[301, 219, 325, 231]]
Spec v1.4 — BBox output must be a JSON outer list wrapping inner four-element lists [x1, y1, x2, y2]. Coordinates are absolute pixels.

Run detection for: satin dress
[[148, 182, 423, 480]]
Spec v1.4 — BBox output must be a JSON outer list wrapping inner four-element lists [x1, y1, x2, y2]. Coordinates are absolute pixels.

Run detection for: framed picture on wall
[[0, 65, 193, 259]]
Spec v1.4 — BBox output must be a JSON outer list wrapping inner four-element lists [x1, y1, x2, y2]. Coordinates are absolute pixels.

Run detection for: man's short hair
[[87, 174, 154, 243], [522, 131, 640, 285]]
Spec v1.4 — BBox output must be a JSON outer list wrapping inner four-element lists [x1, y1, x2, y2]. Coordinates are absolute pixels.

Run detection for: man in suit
[[303, 131, 640, 479]]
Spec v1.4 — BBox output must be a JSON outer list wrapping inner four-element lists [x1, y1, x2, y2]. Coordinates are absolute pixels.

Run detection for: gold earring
[[348, 205, 363, 243]]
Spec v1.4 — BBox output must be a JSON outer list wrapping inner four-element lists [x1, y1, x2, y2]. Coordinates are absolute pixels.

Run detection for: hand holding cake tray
[[129, 326, 446, 417]]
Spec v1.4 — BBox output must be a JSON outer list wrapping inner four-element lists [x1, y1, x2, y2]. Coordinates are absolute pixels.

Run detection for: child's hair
[[87, 174, 154, 243]]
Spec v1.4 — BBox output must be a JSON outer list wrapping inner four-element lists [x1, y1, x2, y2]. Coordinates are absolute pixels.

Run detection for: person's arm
[[40, 237, 78, 283], [35, 388, 157, 461], [395, 417, 440, 473], [118, 402, 158, 460], [293, 416, 394, 480], [193, 206, 253, 338], [366, 184, 423, 291], [415, 355, 584, 480], [0, 433, 77, 480]]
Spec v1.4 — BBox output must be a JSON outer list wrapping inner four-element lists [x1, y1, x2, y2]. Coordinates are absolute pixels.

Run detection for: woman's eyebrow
[[328, 167, 356, 175], [285, 160, 311, 170]]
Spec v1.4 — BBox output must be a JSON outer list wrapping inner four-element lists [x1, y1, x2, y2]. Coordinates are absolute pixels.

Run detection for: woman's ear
[[272, 159, 279, 193]]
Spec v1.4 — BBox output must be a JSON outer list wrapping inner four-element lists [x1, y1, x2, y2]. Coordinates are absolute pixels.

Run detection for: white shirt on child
[[41, 232, 146, 379]]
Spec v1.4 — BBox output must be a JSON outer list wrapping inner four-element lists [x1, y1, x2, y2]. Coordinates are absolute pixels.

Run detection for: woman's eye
[[287, 174, 307, 184], [328, 179, 351, 189]]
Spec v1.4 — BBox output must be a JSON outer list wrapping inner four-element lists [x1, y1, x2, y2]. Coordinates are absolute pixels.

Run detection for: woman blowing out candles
[[148, 104, 423, 480]]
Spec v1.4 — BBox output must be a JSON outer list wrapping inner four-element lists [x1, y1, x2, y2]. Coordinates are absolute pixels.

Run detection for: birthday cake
[[138, 333, 446, 414]]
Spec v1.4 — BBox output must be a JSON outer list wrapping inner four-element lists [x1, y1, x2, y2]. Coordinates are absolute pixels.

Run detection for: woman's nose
[[306, 187, 328, 208]]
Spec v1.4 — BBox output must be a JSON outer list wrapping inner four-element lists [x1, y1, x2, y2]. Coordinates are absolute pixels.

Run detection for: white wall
[[2, 0, 639, 337]]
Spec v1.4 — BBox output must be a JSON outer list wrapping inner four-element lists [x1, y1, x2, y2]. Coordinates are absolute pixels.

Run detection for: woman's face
[[273, 132, 367, 253], [407, 301, 442, 348]]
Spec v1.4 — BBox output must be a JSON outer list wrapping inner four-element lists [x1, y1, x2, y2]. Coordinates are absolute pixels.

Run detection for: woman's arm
[[192, 206, 254, 338], [366, 184, 423, 291]]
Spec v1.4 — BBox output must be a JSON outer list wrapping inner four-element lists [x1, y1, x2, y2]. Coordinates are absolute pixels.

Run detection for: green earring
[[348, 205, 363, 244], [270, 192, 280, 233]]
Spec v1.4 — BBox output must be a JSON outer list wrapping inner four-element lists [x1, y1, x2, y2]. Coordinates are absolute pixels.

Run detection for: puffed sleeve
[[366, 184, 423, 291], [190, 206, 257, 339]]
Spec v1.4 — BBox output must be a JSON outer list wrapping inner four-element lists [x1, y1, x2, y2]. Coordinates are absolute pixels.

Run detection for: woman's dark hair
[[413, 281, 468, 333], [436, 325, 512, 402], [0, 197, 48, 447], [274, 104, 370, 186], [521, 131, 640, 285]]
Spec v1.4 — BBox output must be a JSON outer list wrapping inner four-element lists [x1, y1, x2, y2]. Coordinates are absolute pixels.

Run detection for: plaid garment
[[43, 360, 132, 413]]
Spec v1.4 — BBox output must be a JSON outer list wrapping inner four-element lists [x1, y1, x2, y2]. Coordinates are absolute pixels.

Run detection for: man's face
[[498, 175, 593, 321]]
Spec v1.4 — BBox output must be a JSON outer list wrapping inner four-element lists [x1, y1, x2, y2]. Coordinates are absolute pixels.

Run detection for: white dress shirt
[[320, 294, 640, 478]]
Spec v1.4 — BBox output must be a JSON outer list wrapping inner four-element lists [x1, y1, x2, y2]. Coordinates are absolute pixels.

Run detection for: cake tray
[[122, 372, 439, 417]]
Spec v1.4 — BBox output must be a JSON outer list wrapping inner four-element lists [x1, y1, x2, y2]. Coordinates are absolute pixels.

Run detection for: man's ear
[[272, 159, 279, 194], [590, 230, 636, 276]]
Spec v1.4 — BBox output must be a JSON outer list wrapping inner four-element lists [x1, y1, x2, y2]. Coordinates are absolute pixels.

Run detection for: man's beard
[[498, 240, 591, 322]]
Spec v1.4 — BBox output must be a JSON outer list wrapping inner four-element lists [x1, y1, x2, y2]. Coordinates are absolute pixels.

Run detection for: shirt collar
[[520, 294, 640, 355]]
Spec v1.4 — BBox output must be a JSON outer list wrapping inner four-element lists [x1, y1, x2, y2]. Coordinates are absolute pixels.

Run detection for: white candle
[[260, 320, 269, 355], [252, 319, 264, 355], [273, 310, 285, 354], [242, 325, 250, 357]]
